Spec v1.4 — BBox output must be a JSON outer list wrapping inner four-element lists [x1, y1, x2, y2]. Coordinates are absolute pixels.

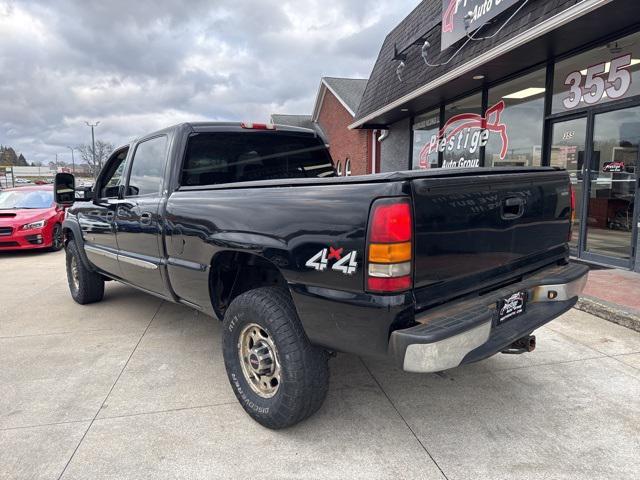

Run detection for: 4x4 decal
[[305, 247, 358, 275]]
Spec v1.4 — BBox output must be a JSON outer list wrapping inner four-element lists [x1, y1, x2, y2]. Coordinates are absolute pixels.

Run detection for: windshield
[[0, 189, 54, 209]]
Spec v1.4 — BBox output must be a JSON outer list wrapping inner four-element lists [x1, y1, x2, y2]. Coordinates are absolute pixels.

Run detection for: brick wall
[[316, 89, 373, 176]]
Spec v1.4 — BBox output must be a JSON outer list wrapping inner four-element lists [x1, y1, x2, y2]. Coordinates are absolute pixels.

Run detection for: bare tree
[[76, 140, 114, 177]]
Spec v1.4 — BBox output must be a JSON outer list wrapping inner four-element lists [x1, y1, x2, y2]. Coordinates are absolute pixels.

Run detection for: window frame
[[95, 146, 130, 200]]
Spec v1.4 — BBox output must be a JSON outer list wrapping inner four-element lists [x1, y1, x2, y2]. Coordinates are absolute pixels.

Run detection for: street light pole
[[66, 146, 76, 174], [85, 121, 100, 174]]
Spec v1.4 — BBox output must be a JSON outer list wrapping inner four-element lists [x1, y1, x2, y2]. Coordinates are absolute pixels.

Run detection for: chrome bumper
[[392, 266, 589, 373]]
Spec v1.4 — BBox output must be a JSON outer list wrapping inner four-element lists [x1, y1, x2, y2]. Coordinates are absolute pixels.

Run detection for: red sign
[[603, 161, 625, 173], [418, 100, 509, 169]]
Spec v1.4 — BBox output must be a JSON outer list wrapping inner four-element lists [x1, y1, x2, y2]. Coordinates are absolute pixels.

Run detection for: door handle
[[501, 197, 525, 220], [140, 212, 153, 225]]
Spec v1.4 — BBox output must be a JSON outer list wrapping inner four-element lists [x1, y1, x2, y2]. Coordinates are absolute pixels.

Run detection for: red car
[[0, 185, 65, 251]]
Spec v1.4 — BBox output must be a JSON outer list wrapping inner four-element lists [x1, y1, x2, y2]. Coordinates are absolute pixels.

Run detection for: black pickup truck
[[55, 122, 588, 429]]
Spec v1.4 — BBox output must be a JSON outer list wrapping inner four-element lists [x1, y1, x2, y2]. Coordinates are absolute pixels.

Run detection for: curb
[[575, 295, 640, 333]]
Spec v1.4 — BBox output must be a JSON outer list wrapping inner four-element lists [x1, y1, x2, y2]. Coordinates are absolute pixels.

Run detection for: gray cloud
[[0, 0, 417, 165]]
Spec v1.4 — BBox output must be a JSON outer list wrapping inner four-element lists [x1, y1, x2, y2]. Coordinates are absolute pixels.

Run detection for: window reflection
[[487, 68, 545, 167]]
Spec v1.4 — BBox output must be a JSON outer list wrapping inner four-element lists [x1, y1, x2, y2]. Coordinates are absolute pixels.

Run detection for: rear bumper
[[389, 263, 588, 373]]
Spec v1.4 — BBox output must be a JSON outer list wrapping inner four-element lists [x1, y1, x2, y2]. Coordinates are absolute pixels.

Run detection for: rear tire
[[66, 240, 105, 304], [222, 287, 329, 429]]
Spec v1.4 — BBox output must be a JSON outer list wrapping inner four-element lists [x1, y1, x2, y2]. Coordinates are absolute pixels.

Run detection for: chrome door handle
[[140, 212, 153, 225]]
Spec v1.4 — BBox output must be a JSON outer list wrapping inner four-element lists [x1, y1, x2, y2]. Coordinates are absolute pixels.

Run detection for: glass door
[[549, 117, 588, 253], [583, 106, 639, 266]]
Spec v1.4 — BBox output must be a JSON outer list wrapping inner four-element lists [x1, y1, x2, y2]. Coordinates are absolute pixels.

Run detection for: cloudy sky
[[0, 0, 417, 165]]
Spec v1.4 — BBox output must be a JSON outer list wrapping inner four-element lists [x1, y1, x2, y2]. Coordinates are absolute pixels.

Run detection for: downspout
[[371, 130, 377, 174], [376, 130, 389, 175]]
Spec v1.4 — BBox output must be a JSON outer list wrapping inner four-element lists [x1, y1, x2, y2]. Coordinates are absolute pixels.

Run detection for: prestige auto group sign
[[442, 0, 520, 50], [418, 100, 509, 169]]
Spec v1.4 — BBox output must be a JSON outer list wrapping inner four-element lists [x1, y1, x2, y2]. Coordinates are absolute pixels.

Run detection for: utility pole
[[66, 146, 76, 173], [85, 121, 100, 174]]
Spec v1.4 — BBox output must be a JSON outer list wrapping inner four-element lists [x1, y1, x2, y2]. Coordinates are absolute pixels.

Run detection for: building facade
[[272, 77, 380, 176], [352, 0, 640, 272], [312, 77, 380, 176]]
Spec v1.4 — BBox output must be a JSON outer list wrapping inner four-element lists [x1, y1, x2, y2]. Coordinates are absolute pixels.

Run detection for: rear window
[[181, 132, 335, 186]]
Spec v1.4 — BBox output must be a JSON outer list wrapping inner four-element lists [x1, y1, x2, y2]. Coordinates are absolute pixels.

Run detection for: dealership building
[[351, 0, 640, 272]]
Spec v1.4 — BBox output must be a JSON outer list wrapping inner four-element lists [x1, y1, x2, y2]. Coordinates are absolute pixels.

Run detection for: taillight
[[569, 182, 576, 241], [366, 198, 413, 293], [240, 122, 276, 130]]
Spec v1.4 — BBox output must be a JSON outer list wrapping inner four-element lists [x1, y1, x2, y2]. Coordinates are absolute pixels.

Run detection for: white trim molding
[[349, 0, 611, 130]]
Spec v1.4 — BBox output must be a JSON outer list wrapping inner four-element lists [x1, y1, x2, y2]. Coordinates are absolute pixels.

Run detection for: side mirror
[[54, 173, 76, 207]]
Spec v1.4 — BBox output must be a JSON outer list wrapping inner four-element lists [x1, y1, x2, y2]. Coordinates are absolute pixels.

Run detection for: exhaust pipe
[[501, 335, 536, 355]]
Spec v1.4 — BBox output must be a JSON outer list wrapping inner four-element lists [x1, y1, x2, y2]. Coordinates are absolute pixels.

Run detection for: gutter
[[349, 0, 611, 130]]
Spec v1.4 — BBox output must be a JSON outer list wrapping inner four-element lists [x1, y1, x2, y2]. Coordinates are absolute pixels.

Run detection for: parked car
[[0, 185, 65, 251], [55, 122, 588, 429]]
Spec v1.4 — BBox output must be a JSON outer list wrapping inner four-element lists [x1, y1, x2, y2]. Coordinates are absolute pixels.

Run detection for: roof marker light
[[240, 122, 276, 130]]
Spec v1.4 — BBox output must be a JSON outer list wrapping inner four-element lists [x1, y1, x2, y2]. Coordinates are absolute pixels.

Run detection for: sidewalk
[[575, 266, 640, 332]]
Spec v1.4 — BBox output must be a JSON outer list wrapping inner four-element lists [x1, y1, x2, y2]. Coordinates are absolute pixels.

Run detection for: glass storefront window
[[412, 109, 440, 169], [441, 93, 482, 168], [486, 68, 545, 167], [552, 31, 640, 114]]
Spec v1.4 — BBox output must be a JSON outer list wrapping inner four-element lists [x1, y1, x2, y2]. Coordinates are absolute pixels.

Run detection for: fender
[[62, 218, 96, 272]]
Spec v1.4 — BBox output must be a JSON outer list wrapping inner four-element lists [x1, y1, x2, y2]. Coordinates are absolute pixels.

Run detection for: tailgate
[[411, 170, 571, 306]]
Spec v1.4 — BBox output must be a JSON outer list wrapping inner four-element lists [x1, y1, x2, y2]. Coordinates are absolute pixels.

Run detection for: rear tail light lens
[[367, 276, 412, 293], [369, 201, 412, 243], [366, 198, 413, 293], [569, 182, 576, 241]]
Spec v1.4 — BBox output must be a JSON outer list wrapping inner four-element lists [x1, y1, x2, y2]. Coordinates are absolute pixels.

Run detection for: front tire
[[49, 223, 64, 251], [66, 240, 105, 304], [222, 287, 329, 429]]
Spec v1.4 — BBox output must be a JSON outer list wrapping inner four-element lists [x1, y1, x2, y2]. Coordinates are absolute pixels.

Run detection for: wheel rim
[[53, 226, 62, 249], [70, 255, 80, 291], [238, 323, 281, 398]]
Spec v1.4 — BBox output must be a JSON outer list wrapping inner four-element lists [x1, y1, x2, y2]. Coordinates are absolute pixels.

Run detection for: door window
[[127, 136, 168, 197], [585, 106, 639, 260], [550, 117, 588, 250]]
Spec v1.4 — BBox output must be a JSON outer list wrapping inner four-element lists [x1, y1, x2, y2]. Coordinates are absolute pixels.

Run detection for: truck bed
[[177, 166, 562, 190]]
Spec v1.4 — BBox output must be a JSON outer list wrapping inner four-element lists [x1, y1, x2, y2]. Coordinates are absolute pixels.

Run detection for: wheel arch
[[209, 250, 291, 320], [62, 219, 95, 271]]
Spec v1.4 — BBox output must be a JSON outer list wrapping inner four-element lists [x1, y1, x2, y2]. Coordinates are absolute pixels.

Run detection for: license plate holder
[[497, 291, 527, 324]]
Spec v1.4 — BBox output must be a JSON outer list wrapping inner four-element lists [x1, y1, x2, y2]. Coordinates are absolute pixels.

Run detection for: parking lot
[[1, 250, 639, 480]]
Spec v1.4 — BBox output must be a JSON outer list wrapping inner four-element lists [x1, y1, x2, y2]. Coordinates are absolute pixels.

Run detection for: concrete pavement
[[1, 250, 639, 479]]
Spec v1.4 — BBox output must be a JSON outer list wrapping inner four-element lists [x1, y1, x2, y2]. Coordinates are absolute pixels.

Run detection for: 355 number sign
[[563, 54, 633, 110]]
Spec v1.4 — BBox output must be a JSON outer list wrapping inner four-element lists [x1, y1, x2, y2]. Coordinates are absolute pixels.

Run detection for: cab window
[[181, 132, 335, 186]]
